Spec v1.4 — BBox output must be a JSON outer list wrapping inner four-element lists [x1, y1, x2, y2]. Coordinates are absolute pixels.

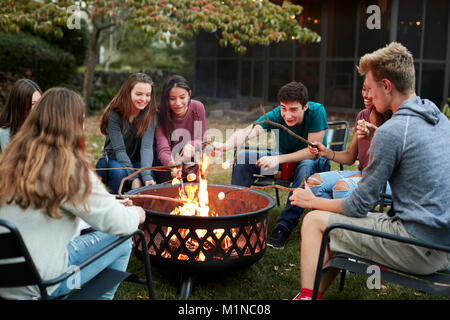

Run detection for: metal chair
[[312, 223, 450, 299], [0, 219, 156, 300], [231, 121, 350, 206]]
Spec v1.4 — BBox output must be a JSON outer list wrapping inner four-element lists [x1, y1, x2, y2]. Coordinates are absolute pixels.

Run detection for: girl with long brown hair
[[0, 78, 42, 152], [0, 87, 145, 300], [96, 73, 158, 194], [154, 75, 206, 183]]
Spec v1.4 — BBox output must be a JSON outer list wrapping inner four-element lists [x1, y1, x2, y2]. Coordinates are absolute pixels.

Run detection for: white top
[[0, 170, 142, 299], [0, 127, 11, 152]]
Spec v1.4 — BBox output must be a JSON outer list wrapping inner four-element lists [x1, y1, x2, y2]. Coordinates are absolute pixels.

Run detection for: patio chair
[[231, 121, 350, 206], [312, 223, 450, 299], [0, 219, 156, 300]]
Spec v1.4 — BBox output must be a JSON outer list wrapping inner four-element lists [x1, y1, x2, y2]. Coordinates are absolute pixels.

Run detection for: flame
[[165, 154, 236, 261]]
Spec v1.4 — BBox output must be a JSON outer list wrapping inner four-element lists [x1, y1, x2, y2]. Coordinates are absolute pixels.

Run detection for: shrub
[[0, 32, 76, 90]]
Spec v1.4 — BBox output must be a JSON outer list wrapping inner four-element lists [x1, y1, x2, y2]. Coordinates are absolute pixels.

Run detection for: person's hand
[[356, 119, 377, 141], [211, 141, 225, 155], [168, 160, 182, 178], [131, 178, 143, 189], [289, 183, 315, 209], [136, 206, 146, 224], [145, 179, 156, 186], [308, 142, 326, 158], [118, 198, 133, 206], [256, 155, 279, 169]]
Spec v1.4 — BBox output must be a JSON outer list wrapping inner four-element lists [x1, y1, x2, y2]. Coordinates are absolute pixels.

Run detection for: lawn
[[84, 113, 447, 301]]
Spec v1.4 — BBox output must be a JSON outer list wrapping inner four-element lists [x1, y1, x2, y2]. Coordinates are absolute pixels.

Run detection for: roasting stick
[[114, 165, 195, 204], [218, 176, 306, 200]]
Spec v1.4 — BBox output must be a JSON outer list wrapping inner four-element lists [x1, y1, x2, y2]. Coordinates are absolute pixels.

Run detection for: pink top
[[155, 99, 206, 165], [355, 108, 371, 171]]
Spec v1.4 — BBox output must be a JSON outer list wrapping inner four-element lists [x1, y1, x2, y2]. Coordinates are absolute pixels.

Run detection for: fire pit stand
[[127, 183, 276, 299]]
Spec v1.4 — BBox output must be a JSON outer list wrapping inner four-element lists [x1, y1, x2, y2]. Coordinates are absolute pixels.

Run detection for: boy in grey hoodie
[[289, 42, 450, 300]]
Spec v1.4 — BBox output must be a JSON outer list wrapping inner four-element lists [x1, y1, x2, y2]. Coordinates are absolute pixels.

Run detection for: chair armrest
[[312, 222, 450, 299], [41, 229, 145, 287]]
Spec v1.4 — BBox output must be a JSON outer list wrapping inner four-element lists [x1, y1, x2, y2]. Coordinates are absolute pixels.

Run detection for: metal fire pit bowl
[[127, 183, 276, 274]]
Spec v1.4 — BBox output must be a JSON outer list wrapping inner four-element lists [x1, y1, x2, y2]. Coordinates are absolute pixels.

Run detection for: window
[[358, 0, 391, 56], [295, 0, 322, 58], [217, 60, 238, 98], [241, 61, 251, 97], [423, 0, 449, 60], [295, 61, 320, 102], [195, 60, 215, 97], [253, 61, 264, 98], [327, 0, 358, 57], [397, 0, 423, 58], [268, 61, 293, 102], [269, 40, 293, 58], [325, 62, 354, 108], [421, 63, 446, 107], [196, 32, 217, 58]]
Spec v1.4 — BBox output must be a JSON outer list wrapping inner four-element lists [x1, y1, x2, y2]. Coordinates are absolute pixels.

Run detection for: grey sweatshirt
[[341, 96, 450, 245], [104, 110, 155, 182]]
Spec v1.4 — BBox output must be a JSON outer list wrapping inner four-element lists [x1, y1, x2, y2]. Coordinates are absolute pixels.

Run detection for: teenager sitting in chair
[[290, 42, 450, 300], [0, 88, 145, 300], [212, 81, 329, 249], [306, 79, 392, 200]]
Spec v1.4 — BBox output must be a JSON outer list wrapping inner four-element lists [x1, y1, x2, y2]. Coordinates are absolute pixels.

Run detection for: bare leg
[[300, 210, 339, 293]]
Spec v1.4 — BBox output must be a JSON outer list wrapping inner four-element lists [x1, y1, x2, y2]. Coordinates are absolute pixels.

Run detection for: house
[[194, 0, 450, 114]]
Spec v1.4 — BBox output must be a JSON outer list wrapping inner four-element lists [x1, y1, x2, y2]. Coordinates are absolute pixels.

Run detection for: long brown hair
[[0, 79, 42, 136], [158, 75, 192, 140], [0, 87, 92, 219], [100, 73, 157, 137]]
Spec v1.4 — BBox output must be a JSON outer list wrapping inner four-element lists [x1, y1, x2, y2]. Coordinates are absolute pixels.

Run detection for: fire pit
[[127, 183, 275, 298]]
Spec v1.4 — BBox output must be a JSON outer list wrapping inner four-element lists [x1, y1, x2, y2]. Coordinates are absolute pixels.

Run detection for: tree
[[1, 0, 320, 111]]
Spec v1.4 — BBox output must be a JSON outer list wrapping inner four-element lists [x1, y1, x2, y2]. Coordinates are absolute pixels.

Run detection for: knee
[[333, 179, 350, 192], [307, 173, 323, 187], [301, 210, 330, 234]]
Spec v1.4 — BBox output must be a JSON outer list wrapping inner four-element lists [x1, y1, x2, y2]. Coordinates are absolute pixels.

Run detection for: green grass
[[85, 116, 448, 301]]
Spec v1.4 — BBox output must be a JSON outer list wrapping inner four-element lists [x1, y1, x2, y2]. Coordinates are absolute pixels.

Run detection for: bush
[[0, 32, 77, 90], [443, 102, 450, 120]]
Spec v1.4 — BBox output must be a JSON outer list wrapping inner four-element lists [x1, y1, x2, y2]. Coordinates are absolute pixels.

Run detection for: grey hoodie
[[341, 96, 450, 245]]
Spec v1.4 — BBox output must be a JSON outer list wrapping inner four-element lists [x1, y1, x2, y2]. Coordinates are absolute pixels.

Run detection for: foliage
[[107, 27, 195, 80], [89, 87, 118, 111], [0, 0, 320, 54], [0, 32, 76, 90], [39, 25, 90, 66], [443, 102, 450, 120], [0, 0, 320, 110]]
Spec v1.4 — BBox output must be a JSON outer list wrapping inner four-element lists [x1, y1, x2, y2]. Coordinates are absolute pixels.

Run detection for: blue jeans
[[49, 231, 132, 300], [231, 150, 330, 232], [96, 157, 141, 194], [309, 170, 392, 200]]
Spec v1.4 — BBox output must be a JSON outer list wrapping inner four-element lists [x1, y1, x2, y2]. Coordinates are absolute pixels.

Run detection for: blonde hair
[[357, 42, 415, 94], [0, 87, 92, 219]]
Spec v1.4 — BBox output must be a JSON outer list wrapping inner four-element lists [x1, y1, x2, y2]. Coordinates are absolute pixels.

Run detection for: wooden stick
[[224, 176, 306, 196], [117, 166, 180, 198], [115, 193, 194, 204]]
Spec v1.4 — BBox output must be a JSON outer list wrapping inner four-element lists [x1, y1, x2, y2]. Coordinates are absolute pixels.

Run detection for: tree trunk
[[82, 24, 101, 113]]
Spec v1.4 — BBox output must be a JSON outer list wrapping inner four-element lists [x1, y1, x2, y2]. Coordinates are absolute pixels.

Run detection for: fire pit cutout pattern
[[128, 184, 276, 273]]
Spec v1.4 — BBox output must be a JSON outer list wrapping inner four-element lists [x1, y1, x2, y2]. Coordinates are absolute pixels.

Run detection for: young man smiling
[[213, 81, 329, 249], [290, 42, 450, 300]]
